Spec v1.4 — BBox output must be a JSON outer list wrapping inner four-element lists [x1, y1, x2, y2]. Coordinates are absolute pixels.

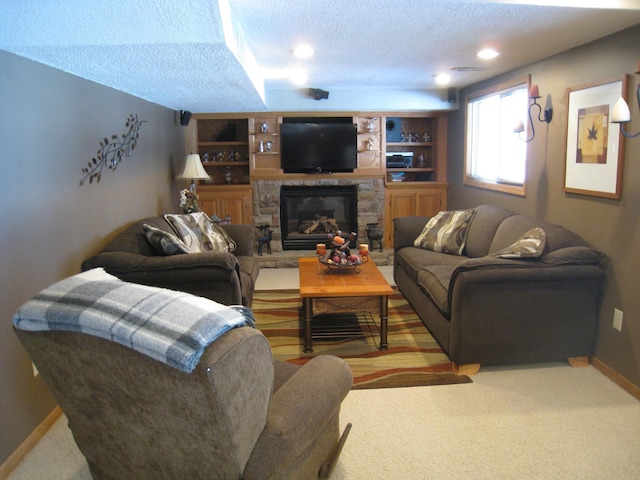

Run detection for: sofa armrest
[[82, 250, 239, 277], [446, 253, 605, 365], [393, 216, 430, 250], [81, 251, 244, 304], [244, 355, 353, 478], [220, 224, 254, 257]]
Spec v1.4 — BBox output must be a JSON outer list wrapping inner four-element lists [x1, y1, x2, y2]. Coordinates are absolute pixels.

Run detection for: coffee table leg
[[303, 298, 313, 353], [379, 295, 388, 350]]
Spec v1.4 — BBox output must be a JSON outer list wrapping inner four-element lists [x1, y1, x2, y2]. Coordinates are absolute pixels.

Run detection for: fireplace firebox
[[280, 185, 358, 250]]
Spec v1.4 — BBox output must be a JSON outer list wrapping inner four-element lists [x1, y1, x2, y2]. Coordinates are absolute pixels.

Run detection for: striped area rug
[[252, 289, 472, 389]]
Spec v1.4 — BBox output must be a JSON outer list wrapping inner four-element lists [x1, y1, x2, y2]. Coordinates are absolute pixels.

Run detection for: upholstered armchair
[[14, 272, 353, 480]]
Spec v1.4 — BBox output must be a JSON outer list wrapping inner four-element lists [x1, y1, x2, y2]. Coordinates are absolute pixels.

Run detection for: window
[[464, 76, 529, 195]]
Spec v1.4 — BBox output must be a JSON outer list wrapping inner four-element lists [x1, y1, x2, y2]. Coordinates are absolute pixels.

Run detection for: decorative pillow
[[413, 209, 476, 255], [492, 227, 546, 259], [194, 212, 237, 253], [164, 213, 236, 253], [143, 224, 192, 255], [164, 214, 208, 252]]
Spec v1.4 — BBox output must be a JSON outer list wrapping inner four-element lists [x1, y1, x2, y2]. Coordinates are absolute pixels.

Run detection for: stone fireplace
[[280, 185, 357, 250], [252, 178, 385, 252]]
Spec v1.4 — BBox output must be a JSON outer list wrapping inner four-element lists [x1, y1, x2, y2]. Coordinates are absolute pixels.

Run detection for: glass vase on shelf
[[224, 166, 233, 184]]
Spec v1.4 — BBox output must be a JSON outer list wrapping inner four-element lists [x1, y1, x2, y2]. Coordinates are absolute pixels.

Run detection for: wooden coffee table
[[298, 257, 394, 353]]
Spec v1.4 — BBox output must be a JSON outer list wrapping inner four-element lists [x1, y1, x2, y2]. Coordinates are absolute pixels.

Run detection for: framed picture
[[564, 75, 628, 199]]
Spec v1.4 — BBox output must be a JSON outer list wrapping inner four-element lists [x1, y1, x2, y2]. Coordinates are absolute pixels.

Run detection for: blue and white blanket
[[13, 269, 255, 372]]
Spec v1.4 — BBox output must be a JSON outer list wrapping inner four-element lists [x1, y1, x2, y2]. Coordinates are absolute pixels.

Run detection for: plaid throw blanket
[[13, 269, 255, 372]]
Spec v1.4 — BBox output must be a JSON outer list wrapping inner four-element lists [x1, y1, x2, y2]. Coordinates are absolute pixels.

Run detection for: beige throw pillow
[[164, 213, 236, 253], [492, 227, 546, 259], [413, 209, 476, 256]]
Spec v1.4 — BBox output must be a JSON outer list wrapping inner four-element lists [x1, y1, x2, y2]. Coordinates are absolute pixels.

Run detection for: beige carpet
[[251, 290, 471, 389]]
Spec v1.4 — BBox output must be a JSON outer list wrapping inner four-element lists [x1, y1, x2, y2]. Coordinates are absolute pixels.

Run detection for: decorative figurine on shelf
[[224, 166, 233, 184], [367, 118, 377, 132], [256, 224, 273, 256], [260, 121, 268, 134], [367, 137, 374, 151]]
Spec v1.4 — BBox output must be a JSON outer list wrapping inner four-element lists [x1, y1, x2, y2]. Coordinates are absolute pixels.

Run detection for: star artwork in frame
[[575, 104, 608, 164]]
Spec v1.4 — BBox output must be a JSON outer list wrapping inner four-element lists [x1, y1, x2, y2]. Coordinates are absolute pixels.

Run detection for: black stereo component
[[386, 152, 413, 168]]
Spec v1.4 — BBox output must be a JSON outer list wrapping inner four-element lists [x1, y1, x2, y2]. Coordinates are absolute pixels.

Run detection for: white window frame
[[464, 75, 529, 196]]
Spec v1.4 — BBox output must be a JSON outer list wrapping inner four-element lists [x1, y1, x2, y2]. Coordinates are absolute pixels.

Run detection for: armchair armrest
[[244, 355, 352, 478], [393, 216, 430, 250], [220, 224, 255, 257]]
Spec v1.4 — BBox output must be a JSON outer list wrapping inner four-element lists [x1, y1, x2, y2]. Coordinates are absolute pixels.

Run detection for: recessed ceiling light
[[477, 48, 500, 60], [293, 44, 314, 59], [435, 73, 451, 85]]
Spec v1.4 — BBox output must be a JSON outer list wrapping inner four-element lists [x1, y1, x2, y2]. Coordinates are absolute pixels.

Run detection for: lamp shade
[[513, 120, 526, 133], [176, 154, 210, 180], [611, 97, 631, 123]]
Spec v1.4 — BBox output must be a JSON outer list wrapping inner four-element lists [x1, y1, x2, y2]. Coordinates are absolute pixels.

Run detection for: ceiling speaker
[[179, 110, 192, 126], [447, 88, 457, 104], [307, 88, 329, 100]]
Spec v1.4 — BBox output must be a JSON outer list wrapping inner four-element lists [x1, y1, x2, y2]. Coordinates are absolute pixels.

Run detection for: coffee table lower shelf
[[308, 311, 380, 343], [302, 295, 389, 353]]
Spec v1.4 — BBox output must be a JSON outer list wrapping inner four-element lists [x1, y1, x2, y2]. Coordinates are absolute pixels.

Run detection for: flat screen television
[[280, 117, 357, 173]]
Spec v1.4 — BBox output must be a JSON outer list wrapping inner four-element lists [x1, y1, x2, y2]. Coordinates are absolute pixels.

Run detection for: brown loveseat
[[393, 205, 605, 374], [82, 216, 259, 307]]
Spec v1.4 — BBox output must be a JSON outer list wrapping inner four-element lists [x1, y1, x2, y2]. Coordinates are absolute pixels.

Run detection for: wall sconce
[[610, 60, 640, 138], [514, 84, 553, 142], [176, 154, 210, 193]]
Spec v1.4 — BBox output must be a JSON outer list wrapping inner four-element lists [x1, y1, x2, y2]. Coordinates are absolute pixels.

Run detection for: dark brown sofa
[[393, 205, 605, 374], [82, 217, 259, 307]]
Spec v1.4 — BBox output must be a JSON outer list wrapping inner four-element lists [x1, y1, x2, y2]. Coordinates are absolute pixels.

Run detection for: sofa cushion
[[416, 265, 455, 316], [143, 224, 192, 255], [165, 213, 237, 253], [413, 209, 476, 255], [491, 227, 546, 259], [396, 246, 466, 284]]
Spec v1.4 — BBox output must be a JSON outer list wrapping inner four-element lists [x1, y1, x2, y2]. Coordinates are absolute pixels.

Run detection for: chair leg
[[318, 423, 352, 479]]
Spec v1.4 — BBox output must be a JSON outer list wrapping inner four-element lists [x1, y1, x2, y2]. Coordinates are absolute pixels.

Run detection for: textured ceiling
[[1, 0, 639, 113]]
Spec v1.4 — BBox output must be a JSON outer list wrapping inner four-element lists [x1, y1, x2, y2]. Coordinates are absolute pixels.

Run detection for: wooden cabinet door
[[219, 195, 248, 224], [416, 190, 445, 217], [197, 186, 252, 224], [384, 187, 447, 247], [198, 196, 221, 218]]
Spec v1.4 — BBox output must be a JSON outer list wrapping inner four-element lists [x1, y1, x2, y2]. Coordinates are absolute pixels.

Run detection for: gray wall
[[447, 25, 640, 387], [0, 51, 184, 464]]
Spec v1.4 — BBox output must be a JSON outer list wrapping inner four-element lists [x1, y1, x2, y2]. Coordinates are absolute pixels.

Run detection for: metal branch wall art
[[80, 114, 145, 186]]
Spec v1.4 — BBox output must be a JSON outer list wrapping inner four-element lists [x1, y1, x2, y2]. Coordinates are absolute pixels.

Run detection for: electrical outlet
[[613, 308, 623, 331]]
